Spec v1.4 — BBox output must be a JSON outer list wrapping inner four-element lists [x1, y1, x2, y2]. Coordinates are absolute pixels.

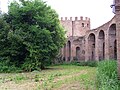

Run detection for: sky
[[0, 0, 115, 29]]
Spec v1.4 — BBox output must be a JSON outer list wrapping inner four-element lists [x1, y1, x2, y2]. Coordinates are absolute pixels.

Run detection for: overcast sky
[[0, 0, 115, 29]]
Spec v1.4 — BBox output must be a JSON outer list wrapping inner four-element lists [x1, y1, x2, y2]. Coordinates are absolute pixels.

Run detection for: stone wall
[[60, 17, 90, 37], [60, 0, 120, 79], [115, 0, 120, 79], [60, 15, 118, 62]]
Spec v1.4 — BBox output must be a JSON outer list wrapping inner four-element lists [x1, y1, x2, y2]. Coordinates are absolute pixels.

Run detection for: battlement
[[60, 16, 90, 21]]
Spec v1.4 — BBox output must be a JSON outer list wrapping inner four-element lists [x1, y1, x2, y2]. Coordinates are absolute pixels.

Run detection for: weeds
[[58, 61, 98, 67], [0, 64, 96, 90], [13, 75, 27, 83], [34, 74, 39, 82], [97, 60, 120, 90]]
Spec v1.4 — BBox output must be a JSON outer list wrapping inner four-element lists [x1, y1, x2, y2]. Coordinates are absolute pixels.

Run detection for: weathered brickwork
[[115, 0, 120, 78], [61, 17, 90, 37], [60, 0, 120, 79], [60, 15, 118, 62], [60, 17, 90, 61]]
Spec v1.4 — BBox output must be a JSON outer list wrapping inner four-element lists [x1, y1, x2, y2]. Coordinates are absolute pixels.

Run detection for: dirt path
[[57, 82, 85, 90], [0, 82, 37, 90]]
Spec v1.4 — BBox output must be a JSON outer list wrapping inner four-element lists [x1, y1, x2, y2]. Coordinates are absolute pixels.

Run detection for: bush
[[0, 60, 22, 73], [0, 0, 65, 72], [55, 61, 98, 67], [21, 59, 41, 72], [97, 60, 120, 90], [78, 61, 97, 67]]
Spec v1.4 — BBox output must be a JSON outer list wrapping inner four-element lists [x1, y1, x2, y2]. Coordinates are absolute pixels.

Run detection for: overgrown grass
[[97, 60, 120, 90], [0, 65, 96, 90], [1, 60, 120, 90], [0, 60, 97, 73], [55, 61, 98, 67]]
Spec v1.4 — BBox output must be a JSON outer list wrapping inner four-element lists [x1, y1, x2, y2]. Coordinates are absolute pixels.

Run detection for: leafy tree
[[1, 0, 65, 71]]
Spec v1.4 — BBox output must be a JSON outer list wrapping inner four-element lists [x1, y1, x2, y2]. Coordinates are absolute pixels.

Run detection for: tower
[[60, 16, 90, 62], [60, 16, 90, 38]]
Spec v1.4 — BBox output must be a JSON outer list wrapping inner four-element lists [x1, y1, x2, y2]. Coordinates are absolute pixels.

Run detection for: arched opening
[[67, 41, 71, 61], [98, 30, 105, 60], [108, 24, 117, 60], [76, 47, 80, 60], [88, 33, 95, 60], [63, 45, 66, 61]]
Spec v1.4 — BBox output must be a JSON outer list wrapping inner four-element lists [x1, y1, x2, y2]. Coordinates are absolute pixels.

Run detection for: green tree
[[1, 0, 65, 71]]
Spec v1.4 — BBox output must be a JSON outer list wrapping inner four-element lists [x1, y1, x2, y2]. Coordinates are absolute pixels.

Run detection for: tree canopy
[[0, 0, 65, 72]]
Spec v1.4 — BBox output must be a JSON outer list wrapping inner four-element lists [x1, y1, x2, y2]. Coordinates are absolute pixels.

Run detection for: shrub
[[21, 59, 41, 72], [97, 60, 120, 90], [78, 61, 97, 67], [56, 61, 98, 67], [0, 60, 22, 73], [0, 0, 65, 72]]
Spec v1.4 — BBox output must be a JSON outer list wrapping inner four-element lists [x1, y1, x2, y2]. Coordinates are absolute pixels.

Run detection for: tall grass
[[54, 61, 98, 67], [97, 60, 120, 90]]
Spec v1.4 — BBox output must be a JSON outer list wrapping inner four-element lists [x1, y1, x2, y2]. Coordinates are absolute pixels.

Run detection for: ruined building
[[59, 0, 120, 79], [60, 15, 117, 62], [60, 16, 90, 61]]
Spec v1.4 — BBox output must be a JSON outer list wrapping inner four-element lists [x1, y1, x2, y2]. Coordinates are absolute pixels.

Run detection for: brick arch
[[108, 24, 117, 60], [98, 30, 105, 60], [88, 33, 95, 42], [88, 33, 96, 60], [98, 30, 105, 39], [67, 40, 71, 61], [63, 45, 66, 61], [76, 47, 80, 60]]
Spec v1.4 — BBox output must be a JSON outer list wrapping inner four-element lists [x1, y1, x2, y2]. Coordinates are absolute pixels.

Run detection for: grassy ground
[[0, 65, 96, 90]]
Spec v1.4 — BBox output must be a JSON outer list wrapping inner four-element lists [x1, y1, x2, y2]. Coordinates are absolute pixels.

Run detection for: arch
[[88, 33, 95, 60], [67, 41, 71, 61], [98, 30, 105, 60], [108, 24, 116, 60], [63, 45, 66, 61], [76, 47, 80, 60]]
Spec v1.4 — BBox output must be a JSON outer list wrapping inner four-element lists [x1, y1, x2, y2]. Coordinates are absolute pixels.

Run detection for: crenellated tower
[[60, 16, 90, 37]]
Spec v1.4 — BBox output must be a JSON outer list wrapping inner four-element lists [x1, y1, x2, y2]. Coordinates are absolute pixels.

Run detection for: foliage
[[0, 0, 65, 72], [0, 60, 22, 73], [21, 59, 41, 71], [77, 61, 97, 67], [55, 61, 98, 67], [97, 60, 120, 90]]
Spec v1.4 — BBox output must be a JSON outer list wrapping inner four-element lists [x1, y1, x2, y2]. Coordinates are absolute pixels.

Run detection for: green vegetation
[[0, 65, 96, 90], [0, 60, 119, 90], [0, 0, 119, 89], [60, 61, 98, 67], [0, 0, 65, 72], [97, 60, 120, 90]]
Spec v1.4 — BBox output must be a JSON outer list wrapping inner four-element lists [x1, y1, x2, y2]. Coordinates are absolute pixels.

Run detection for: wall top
[[60, 16, 90, 21]]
